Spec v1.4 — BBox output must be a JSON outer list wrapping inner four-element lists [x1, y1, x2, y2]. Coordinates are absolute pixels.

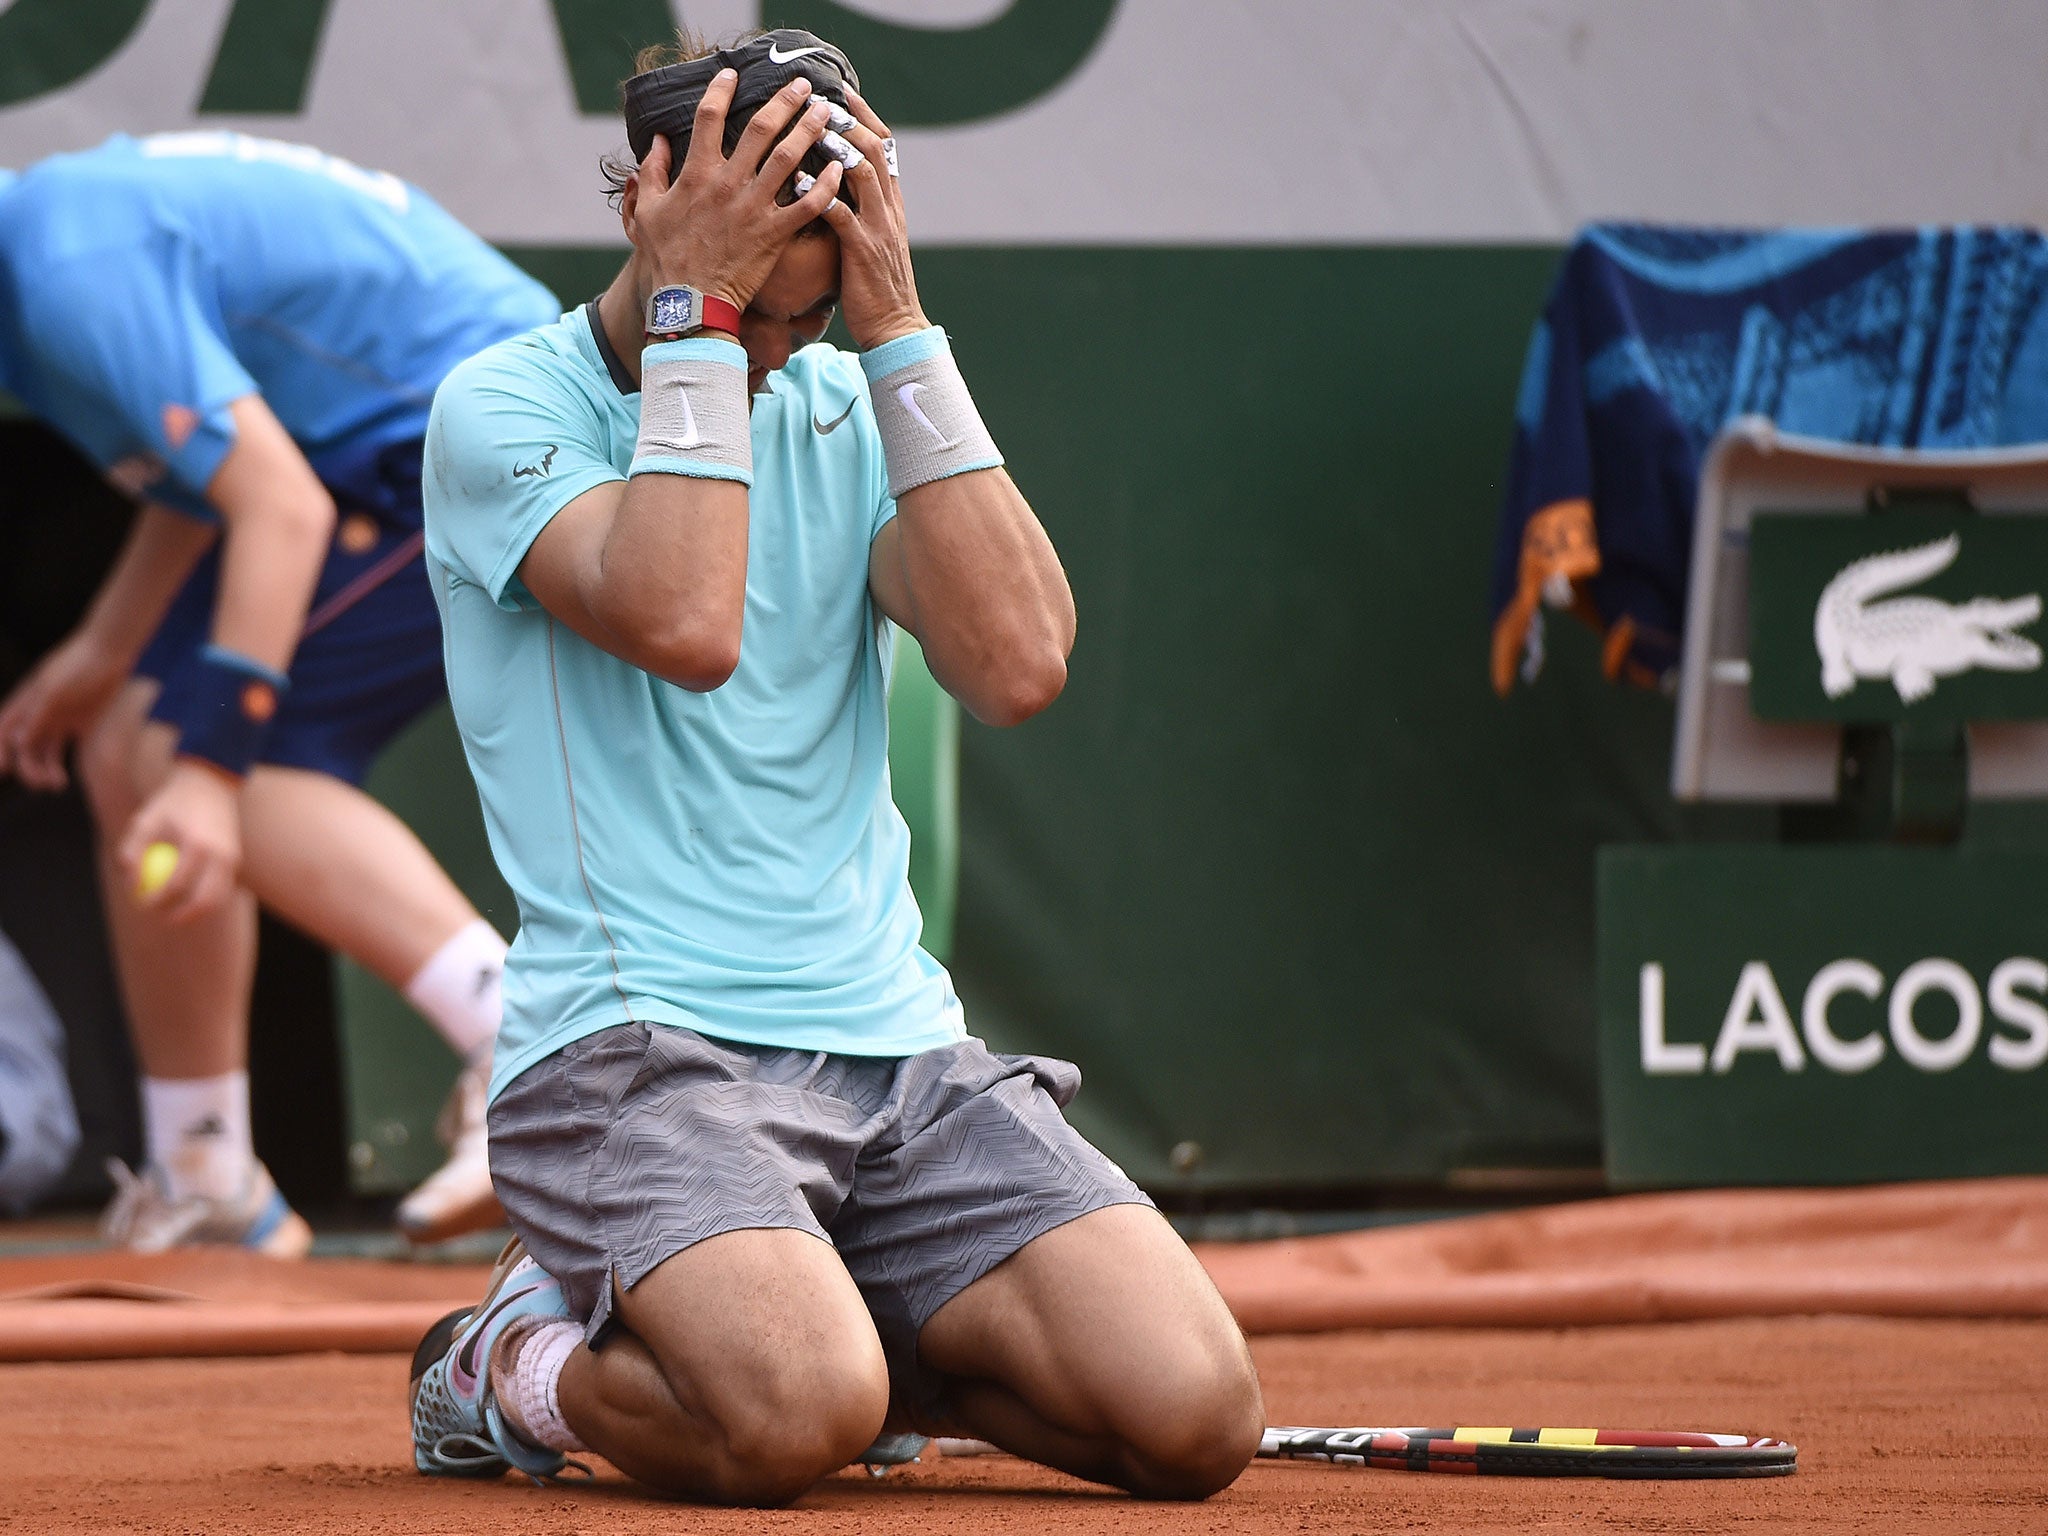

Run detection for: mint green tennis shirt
[[423, 308, 964, 1100]]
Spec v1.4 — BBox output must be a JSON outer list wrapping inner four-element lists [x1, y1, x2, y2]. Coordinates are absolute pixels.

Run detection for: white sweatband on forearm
[[632, 337, 753, 485], [860, 327, 1003, 498]]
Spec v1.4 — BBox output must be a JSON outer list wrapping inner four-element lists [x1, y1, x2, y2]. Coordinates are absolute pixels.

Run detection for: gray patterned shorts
[[487, 1022, 1150, 1402]]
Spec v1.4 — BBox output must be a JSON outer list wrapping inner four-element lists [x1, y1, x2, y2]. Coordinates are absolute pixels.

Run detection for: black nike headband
[[623, 29, 859, 167]]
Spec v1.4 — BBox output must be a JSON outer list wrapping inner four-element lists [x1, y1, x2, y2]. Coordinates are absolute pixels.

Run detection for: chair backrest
[[1671, 416, 2048, 802]]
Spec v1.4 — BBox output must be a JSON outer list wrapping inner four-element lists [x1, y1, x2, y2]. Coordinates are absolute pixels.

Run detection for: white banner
[[2, 0, 2045, 245]]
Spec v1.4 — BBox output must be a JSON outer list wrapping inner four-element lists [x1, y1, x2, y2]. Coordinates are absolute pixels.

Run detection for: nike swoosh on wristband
[[814, 399, 856, 435], [672, 382, 702, 450], [897, 381, 961, 448], [767, 42, 831, 64]]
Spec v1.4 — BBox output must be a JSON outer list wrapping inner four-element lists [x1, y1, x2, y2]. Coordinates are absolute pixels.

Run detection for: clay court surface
[[1, 1314, 2042, 1535]]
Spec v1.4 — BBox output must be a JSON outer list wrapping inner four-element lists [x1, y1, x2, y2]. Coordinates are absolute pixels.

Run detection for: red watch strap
[[699, 293, 742, 335]]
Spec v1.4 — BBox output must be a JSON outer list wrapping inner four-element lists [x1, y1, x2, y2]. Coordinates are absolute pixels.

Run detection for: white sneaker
[[395, 1058, 503, 1245], [100, 1158, 314, 1257]]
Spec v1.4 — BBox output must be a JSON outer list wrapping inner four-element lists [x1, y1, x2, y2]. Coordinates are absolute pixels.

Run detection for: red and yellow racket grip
[[1257, 1425, 1797, 1478]]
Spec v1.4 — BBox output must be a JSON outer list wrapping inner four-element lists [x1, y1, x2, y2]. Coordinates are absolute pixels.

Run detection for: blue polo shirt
[[423, 307, 965, 1099], [0, 132, 556, 521]]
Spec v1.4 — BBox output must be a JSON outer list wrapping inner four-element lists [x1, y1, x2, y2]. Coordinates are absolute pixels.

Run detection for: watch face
[[650, 287, 697, 333]]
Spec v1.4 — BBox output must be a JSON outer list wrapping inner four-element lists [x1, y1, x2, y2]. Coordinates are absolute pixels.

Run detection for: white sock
[[402, 920, 506, 1062], [142, 1072, 253, 1203], [491, 1318, 587, 1453]]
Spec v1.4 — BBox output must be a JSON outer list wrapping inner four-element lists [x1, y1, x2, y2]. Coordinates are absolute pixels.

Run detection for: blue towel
[[1491, 224, 2048, 694]]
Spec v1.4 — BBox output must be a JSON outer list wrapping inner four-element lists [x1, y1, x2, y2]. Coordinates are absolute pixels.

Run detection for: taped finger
[[787, 160, 844, 219], [842, 85, 891, 139], [819, 128, 865, 172], [882, 136, 899, 178]]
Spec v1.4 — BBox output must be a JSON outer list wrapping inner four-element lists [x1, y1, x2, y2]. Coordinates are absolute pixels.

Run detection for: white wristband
[[632, 337, 752, 485], [860, 328, 1002, 498]]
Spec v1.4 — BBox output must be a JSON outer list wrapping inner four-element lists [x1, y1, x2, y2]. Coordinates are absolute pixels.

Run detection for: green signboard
[[1749, 509, 2048, 722], [1599, 844, 2048, 1188]]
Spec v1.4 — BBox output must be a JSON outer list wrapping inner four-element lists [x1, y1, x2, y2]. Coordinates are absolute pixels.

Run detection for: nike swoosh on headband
[[767, 42, 832, 64], [814, 400, 857, 435]]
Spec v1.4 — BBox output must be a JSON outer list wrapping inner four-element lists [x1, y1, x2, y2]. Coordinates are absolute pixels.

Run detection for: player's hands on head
[[120, 758, 242, 923], [627, 69, 845, 317], [817, 89, 929, 350], [0, 629, 131, 792]]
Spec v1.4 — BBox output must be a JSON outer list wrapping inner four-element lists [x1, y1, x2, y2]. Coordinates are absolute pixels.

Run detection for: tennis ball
[[136, 841, 180, 900]]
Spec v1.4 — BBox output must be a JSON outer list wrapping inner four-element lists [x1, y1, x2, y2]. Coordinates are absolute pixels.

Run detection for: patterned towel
[[1491, 224, 2048, 694]]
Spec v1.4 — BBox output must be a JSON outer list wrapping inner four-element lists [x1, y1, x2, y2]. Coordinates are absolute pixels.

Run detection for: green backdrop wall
[[0, 236, 1785, 1200], [895, 247, 1772, 1192], [334, 243, 1769, 1197], [12, 4, 2048, 1208]]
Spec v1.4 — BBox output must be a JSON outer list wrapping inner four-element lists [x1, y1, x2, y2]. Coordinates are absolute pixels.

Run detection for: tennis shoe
[[410, 1236, 581, 1482], [855, 1431, 930, 1472], [395, 1056, 503, 1244], [99, 1158, 313, 1257]]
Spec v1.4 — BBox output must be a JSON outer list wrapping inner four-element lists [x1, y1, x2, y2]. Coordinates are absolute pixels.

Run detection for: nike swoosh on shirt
[[767, 42, 831, 64], [897, 381, 961, 449], [813, 400, 856, 435]]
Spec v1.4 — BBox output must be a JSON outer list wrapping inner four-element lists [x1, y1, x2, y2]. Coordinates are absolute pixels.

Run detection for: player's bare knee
[[698, 1355, 888, 1505], [1120, 1348, 1265, 1499], [701, 1397, 885, 1504]]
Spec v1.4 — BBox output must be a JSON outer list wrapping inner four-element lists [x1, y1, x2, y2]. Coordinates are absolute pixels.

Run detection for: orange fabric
[[0, 1300, 452, 1362], [0, 1253, 486, 1362], [0, 1250, 487, 1305], [6, 1179, 2045, 1360], [1490, 498, 1600, 695], [1195, 1177, 2048, 1332]]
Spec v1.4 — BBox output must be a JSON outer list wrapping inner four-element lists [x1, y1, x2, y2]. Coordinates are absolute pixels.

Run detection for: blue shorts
[[137, 441, 445, 787]]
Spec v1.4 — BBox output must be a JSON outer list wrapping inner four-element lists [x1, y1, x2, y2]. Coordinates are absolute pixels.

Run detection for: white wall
[[3, 0, 2045, 245]]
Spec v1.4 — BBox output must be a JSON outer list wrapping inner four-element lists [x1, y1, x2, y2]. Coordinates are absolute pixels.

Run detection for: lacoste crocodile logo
[[513, 445, 558, 479], [1814, 533, 2042, 703]]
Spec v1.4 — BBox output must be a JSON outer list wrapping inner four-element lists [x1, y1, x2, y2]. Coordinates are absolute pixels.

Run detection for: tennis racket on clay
[[1256, 1424, 1797, 1478], [932, 1426, 1795, 1480]]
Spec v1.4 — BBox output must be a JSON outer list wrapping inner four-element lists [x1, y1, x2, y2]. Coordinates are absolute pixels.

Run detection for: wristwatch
[[645, 284, 743, 339]]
